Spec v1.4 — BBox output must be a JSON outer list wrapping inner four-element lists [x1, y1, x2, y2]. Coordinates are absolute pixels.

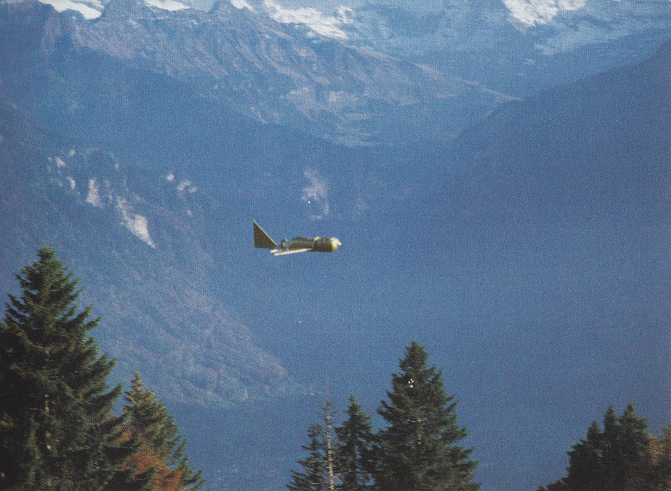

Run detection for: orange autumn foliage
[[120, 427, 191, 491]]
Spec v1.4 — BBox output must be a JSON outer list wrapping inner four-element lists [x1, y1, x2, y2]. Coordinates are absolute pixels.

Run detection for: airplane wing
[[271, 248, 312, 256]]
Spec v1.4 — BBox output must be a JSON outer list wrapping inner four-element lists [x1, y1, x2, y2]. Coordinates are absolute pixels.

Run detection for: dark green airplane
[[253, 221, 341, 256]]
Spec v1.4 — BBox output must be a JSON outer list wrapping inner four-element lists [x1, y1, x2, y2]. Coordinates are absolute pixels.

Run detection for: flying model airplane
[[253, 221, 341, 256]]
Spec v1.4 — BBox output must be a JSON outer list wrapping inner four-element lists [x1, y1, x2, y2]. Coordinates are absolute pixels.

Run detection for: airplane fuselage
[[254, 221, 341, 256], [281, 236, 341, 253]]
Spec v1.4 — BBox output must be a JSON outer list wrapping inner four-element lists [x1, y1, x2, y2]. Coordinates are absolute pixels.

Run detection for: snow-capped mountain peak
[[503, 0, 585, 27], [38, 0, 103, 19], [230, 0, 253, 10], [35, 0, 187, 19], [261, 0, 352, 39]]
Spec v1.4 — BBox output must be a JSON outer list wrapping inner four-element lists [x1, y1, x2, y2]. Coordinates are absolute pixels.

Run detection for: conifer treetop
[[375, 341, 479, 491], [123, 371, 205, 490], [5, 246, 99, 346], [0, 247, 149, 490]]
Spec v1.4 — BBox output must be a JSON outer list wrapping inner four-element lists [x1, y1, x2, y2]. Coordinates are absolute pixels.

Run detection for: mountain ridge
[[4, 0, 670, 146], [0, 94, 302, 407], [44, 0, 494, 145]]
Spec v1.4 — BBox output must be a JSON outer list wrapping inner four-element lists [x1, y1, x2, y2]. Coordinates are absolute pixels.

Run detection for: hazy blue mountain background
[[0, 0, 669, 489]]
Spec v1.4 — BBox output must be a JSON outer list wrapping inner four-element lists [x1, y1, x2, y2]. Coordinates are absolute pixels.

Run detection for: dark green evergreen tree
[[288, 400, 339, 491], [566, 404, 650, 491], [123, 372, 204, 490], [375, 341, 479, 491], [287, 423, 331, 491], [0, 247, 149, 490], [539, 404, 655, 491], [648, 425, 671, 490], [335, 396, 374, 491]]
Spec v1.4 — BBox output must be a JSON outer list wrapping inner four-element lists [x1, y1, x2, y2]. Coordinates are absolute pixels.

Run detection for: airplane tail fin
[[253, 221, 277, 249]]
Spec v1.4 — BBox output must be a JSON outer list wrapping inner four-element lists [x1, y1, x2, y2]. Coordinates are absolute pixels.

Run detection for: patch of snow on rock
[[503, 0, 585, 26], [145, 0, 188, 11], [38, 0, 103, 19], [231, 0, 254, 11], [86, 179, 103, 207], [263, 0, 350, 39], [116, 198, 157, 248]]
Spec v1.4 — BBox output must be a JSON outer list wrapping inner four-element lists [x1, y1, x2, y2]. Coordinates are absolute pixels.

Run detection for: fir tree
[[540, 404, 657, 491], [647, 425, 671, 490], [375, 341, 479, 491], [288, 423, 331, 491], [288, 401, 338, 491], [335, 396, 374, 491], [565, 404, 650, 491], [0, 247, 149, 490], [123, 372, 204, 490]]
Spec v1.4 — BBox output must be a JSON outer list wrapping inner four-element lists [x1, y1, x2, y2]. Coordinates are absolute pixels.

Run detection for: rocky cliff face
[[0, 0, 504, 146], [236, 0, 671, 95], [0, 95, 300, 405]]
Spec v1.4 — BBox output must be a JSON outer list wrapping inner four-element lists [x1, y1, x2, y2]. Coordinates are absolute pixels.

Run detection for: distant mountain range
[[0, 0, 669, 489], [4, 0, 671, 145], [0, 0, 506, 146]]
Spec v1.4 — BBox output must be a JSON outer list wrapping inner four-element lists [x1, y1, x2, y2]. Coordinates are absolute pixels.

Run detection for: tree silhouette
[[123, 372, 204, 490], [335, 396, 374, 491], [288, 422, 332, 491], [375, 341, 479, 491], [0, 247, 149, 490], [539, 404, 665, 491]]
